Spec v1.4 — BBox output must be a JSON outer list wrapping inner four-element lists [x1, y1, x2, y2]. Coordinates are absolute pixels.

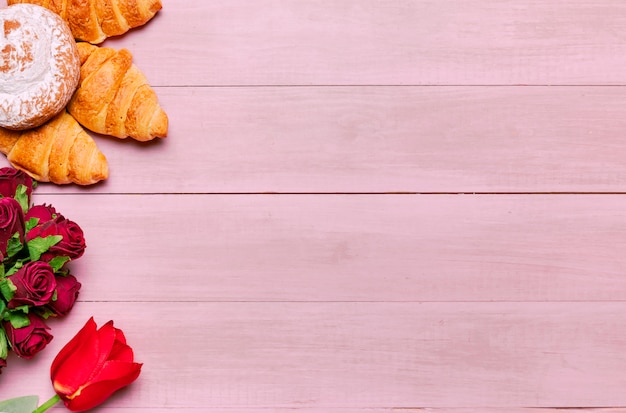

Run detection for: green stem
[[31, 394, 60, 413]]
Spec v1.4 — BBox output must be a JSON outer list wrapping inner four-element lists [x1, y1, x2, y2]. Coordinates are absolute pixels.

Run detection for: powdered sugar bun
[[0, 4, 80, 130]]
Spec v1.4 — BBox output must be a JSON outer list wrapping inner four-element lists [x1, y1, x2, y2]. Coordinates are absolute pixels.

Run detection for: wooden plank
[[96, 0, 626, 86], [0, 403, 612, 413], [10, 86, 626, 194], [0, 409, 615, 413], [28, 193, 626, 302], [4, 301, 626, 409]]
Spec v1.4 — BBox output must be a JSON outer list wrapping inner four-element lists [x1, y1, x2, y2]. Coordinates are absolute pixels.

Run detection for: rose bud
[[48, 274, 81, 316], [25, 204, 61, 225], [3, 314, 53, 359], [0, 167, 33, 201], [0, 197, 24, 257], [26, 219, 86, 262], [7, 261, 57, 308], [51, 318, 142, 412]]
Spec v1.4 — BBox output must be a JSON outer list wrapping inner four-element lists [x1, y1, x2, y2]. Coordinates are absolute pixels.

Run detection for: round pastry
[[0, 4, 80, 130]]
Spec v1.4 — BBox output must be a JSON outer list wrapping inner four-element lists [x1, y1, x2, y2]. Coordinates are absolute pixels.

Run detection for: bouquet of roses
[[0, 167, 84, 373], [0, 168, 141, 412]]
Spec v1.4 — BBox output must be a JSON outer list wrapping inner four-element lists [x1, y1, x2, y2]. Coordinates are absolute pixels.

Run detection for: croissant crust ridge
[[68, 42, 168, 142], [0, 111, 109, 185], [7, 0, 163, 44]]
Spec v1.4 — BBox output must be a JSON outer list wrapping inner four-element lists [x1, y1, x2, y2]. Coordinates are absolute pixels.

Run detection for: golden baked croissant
[[7, 0, 162, 44], [67, 42, 168, 142], [0, 111, 108, 185]]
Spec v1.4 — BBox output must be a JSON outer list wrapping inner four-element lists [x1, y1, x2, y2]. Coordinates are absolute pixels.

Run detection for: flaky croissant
[[67, 42, 168, 142], [0, 111, 108, 185], [7, 0, 162, 44]]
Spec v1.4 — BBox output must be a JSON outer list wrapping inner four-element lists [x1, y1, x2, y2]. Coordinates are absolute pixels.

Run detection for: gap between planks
[[32, 191, 626, 195]]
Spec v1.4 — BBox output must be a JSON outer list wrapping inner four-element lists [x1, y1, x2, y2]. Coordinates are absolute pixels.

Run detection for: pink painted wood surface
[[0, 1, 625, 412], [6, 302, 626, 409], [3, 86, 626, 194], [101, 0, 626, 87], [29, 194, 626, 303]]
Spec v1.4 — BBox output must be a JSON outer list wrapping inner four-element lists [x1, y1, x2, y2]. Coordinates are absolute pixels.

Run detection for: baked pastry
[[0, 3, 80, 130], [7, 0, 163, 44], [0, 110, 109, 185], [68, 42, 168, 142]]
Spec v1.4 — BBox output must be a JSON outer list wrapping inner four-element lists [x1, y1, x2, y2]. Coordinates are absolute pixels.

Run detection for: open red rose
[[0, 197, 24, 258], [7, 261, 57, 308], [47, 274, 81, 316], [26, 218, 86, 261], [0, 167, 33, 202], [47, 219, 86, 260], [3, 314, 53, 359], [51, 318, 142, 412]]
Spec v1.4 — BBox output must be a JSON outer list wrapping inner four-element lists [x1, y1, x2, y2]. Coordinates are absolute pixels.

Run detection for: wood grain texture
[[5, 301, 626, 410], [29, 194, 626, 303], [5, 85, 626, 194], [0, 0, 624, 412], [100, 0, 626, 86]]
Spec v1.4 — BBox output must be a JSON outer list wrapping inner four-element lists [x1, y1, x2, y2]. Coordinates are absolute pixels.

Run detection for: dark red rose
[[25, 204, 61, 224], [0, 357, 5, 373], [4, 314, 53, 359], [47, 219, 86, 260], [26, 219, 86, 261], [0, 197, 24, 257], [0, 167, 33, 201], [7, 261, 57, 308], [48, 274, 81, 316]]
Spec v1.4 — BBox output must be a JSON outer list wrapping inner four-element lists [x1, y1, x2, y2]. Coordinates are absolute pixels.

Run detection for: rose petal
[[62, 361, 142, 412], [51, 318, 101, 395]]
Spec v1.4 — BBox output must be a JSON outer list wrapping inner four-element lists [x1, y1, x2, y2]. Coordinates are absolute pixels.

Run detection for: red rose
[[27, 219, 86, 261], [25, 204, 60, 224], [51, 318, 142, 412], [4, 314, 53, 359], [48, 219, 86, 260], [7, 261, 57, 308], [0, 197, 24, 258], [0, 167, 33, 201], [48, 274, 81, 316]]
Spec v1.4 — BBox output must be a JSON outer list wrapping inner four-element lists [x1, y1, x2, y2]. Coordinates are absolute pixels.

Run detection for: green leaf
[[5, 311, 29, 329], [12, 305, 29, 314], [24, 217, 39, 232], [49, 256, 70, 272], [4, 262, 22, 278], [5, 233, 22, 259], [0, 328, 7, 360], [27, 235, 62, 262], [0, 396, 39, 413], [0, 279, 15, 302], [36, 306, 55, 320], [14, 184, 29, 214]]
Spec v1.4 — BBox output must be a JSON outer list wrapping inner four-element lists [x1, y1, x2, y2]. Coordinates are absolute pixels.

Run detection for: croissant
[[67, 42, 168, 142], [0, 111, 108, 185], [7, 0, 162, 44]]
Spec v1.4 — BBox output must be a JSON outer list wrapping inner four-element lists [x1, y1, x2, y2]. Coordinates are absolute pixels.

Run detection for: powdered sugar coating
[[0, 4, 80, 130]]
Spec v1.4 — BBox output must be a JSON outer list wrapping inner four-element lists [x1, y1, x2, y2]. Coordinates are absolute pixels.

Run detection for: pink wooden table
[[4, 1, 626, 411]]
